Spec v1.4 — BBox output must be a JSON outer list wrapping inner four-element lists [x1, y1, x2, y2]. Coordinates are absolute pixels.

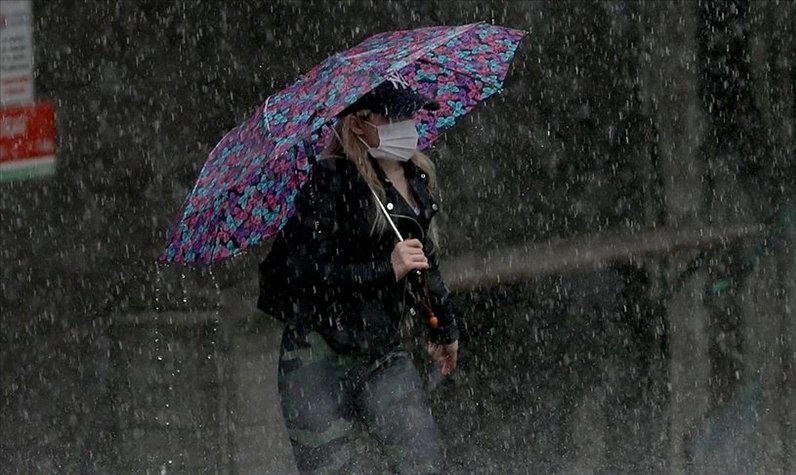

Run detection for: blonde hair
[[324, 110, 441, 246]]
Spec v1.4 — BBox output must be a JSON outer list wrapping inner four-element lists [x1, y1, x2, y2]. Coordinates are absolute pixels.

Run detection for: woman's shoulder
[[317, 154, 357, 170], [304, 156, 359, 193], [313, 156, 361, 182]]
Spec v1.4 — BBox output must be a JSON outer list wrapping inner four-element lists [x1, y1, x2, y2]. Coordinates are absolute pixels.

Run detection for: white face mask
[[360, 119, 419, 162]]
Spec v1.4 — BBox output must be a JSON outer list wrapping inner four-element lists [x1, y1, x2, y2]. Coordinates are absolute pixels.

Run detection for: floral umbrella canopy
[[161, 22, 526, 264]]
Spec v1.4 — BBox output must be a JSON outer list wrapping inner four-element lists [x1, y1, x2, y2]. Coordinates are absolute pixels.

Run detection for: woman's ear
[[348, 115, 366, 136]]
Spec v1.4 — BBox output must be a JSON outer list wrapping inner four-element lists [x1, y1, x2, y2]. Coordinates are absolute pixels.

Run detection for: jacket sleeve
[[424, 235, 460, 344], [281, 163, 396, 290]]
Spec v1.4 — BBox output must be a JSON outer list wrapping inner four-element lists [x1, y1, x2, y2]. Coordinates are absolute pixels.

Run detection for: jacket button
[[387, 203, 394, 210], [420, 173, 427, 179], [409, 307, 417, 316], [431, 203, 438, 211]]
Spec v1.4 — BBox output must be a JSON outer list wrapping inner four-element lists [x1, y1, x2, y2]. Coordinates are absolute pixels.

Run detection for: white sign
[[0, 0, 35, 106]]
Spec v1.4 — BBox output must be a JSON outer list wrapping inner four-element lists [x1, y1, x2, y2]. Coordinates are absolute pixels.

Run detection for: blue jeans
[[277, 324, 443, 474]]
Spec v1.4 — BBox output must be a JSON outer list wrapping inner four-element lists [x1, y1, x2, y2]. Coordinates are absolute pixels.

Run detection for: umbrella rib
[[414, 55, 513, 85], [262, 96, 272, 134]]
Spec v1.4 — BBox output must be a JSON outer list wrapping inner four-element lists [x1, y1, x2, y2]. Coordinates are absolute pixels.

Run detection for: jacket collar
[[368, 155, 438, 224]]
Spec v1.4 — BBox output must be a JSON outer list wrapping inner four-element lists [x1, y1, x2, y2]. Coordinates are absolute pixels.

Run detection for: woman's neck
[[375, 158, 405, 177]]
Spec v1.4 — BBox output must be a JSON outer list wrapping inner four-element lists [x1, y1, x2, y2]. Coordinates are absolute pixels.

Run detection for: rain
[[1, 0, 793, 474]]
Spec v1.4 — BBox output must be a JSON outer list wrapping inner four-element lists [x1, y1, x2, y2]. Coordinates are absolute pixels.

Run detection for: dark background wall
[[1, 0, 793, 473]]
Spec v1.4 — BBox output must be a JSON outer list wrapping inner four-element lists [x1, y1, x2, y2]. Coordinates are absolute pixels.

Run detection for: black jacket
[[257, 154, 459, 347]]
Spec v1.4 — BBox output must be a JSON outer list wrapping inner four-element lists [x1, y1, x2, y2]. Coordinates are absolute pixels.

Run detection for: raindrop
[[180, 270, 188, 304]]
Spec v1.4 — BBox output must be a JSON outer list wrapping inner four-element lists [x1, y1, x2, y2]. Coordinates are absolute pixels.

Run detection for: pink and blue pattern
[[160, 22, 525, 264]]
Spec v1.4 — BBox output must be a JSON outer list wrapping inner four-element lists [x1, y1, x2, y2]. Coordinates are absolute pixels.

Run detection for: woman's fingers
[[430, 343, 458, 376], [448, 347, 458, 371], [404, 238, 423, 249], [391, 239, 430, 280], [405, 250, 428, 269], [427, 343, 443, 361], [398, 241, 427, 260], [441, 357, 451, 376], [409, 263, 430, 272], [405, 248, 426, 258], [441, 354, 457, 376]]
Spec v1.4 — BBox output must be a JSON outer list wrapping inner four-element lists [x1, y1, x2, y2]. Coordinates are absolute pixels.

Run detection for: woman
[[257, 73, 459, 474]]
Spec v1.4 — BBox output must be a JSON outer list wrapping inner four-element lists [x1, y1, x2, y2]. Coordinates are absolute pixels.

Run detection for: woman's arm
[[423, 236, 460, 344], [281, 163, 396, 289]]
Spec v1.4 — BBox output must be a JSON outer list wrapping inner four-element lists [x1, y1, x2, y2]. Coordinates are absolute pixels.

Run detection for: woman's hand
[[427, 340, 459, 376], [391, 239, 429, 281]]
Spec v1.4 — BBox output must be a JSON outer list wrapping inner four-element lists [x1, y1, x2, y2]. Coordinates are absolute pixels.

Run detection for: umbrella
[[160, 22, 525, 264]]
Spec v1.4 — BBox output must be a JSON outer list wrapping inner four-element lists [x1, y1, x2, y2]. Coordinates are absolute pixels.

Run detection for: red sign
[[0, 101, 55, 180]]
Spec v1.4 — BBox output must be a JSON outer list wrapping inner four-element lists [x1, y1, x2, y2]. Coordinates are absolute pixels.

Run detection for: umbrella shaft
[[370, 187, 404, 242]]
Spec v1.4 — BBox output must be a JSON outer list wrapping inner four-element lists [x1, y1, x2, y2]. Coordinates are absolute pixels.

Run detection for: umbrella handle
[[369, 186, 404, 242]]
